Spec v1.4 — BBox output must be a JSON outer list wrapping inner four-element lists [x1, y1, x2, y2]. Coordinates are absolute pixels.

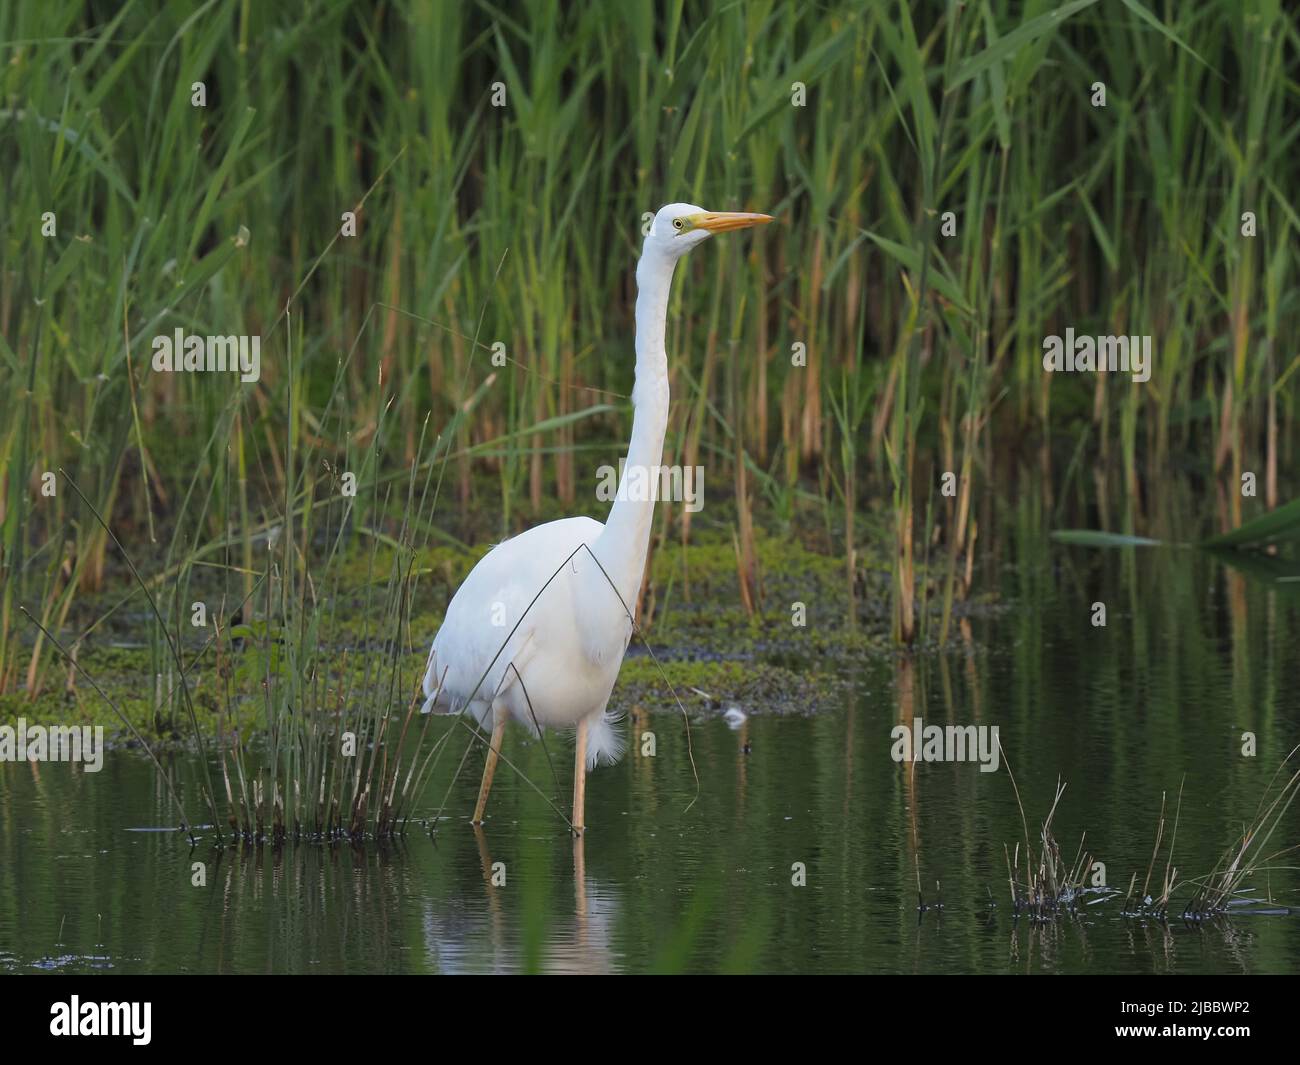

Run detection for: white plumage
[[421, 515, 628, 768], [420, 202, 772, 831]]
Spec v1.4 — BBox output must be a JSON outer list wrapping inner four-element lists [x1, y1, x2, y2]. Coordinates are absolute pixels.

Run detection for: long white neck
[[594, 245, 677, 610]]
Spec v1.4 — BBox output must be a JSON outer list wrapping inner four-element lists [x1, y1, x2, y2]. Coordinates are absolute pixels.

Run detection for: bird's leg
[[573, 833, 587, 921], [572, 717, 588, 835], [473, 716, 507, 824]]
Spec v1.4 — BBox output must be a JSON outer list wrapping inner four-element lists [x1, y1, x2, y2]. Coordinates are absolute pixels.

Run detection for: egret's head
[[646, 202, 773, 260]]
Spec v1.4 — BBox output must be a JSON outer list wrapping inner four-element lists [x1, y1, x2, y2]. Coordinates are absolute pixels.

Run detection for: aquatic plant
[[3, 1, 1297, 684], [1181, 746, 1300, 919]]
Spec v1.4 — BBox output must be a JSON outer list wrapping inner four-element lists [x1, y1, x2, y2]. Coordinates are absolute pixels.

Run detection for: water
[[3, 536, 1299, 973]]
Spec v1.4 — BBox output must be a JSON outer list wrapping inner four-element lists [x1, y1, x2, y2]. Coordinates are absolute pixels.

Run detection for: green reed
[[2, 0, 1297, 697]]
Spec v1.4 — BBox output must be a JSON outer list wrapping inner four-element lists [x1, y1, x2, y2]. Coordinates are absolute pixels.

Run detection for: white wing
[[420, 515, 605, 723]]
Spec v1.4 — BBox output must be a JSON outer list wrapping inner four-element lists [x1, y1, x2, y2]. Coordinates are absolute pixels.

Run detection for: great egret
[[421, 203, 773, 833]]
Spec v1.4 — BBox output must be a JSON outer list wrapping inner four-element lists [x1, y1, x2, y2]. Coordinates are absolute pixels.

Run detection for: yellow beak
[[688, 211, 774, 233]]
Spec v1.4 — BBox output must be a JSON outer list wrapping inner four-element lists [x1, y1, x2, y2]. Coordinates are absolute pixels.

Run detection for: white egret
[[421, 203, 773, 832]]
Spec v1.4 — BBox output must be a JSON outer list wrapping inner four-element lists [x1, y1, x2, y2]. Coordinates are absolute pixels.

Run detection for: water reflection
[[2, 531, 1299, 973]]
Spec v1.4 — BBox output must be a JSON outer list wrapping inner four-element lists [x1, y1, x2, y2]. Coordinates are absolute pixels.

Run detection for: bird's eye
[[672, 218, 685, 231]]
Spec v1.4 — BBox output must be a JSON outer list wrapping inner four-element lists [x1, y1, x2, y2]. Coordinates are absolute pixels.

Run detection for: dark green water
[[3, 535, 1300, 974]]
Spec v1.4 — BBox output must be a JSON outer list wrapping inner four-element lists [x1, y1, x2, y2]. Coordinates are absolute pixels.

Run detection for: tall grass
[[1, 0, 1297, 708]]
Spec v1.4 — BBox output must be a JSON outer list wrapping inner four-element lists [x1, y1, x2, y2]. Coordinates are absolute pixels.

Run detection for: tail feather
[[585, 708, 626, 770]]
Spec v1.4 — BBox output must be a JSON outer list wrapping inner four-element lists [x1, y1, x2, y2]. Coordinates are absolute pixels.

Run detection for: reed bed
[[1180, 745, 1300, 919], [2, 0, 1298, 689], [998, 749, 1300, 923], [1002, 781, 1099, 921]]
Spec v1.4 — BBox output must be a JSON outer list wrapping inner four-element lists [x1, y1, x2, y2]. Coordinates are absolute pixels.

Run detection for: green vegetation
[[1, 2, 1298, 843]]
